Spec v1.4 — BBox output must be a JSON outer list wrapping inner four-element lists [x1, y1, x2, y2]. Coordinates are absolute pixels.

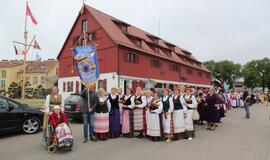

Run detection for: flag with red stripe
[[26, 2, 38, 25]]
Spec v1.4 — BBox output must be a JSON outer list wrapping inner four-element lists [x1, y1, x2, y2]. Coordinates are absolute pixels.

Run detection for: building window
[[171, 63, 180, 71], [41, 77, 45, 84], [126, 52, 138, 63], [33, 77, 38, 84], [82, 19, 88, 33], [120, 25, 128, 33], [1, 70, 6, 78], [88, 32, 96, 41], [26, 77, 30, 83], [82, 39, 87, 46], [187, 68, 193, 75], [63, 82, 66, 92], [134, 39, 142, 47], [151, 59, 161, 68], [197, 71, 202, 77], [0, 80, 5, 88], [206, 73, 211, 79]]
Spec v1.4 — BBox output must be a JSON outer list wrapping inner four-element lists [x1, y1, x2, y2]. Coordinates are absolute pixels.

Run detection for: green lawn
[[16, 99, 45, 108]]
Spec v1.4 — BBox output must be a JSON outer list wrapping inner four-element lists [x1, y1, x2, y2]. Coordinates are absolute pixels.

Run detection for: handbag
[[192, 109, 200, 120]]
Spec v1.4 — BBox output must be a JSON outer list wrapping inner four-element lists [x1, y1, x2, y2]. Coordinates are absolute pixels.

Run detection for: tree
[[242, 61, 261, 89], [8, 82, 20, 98], [204, 60, 242, 87], [33, 85, 45, 99]]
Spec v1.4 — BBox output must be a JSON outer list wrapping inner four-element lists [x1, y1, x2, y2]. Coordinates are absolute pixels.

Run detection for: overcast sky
[[0, 0, 269, 64]]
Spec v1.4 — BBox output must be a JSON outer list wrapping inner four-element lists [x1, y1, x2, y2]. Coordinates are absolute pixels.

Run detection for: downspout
[[117, 45, 120, 88]]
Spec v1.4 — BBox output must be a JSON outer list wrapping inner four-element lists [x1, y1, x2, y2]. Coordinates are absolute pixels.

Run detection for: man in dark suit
[[80, 85, 98, 143], [242, 87, 251, 119]]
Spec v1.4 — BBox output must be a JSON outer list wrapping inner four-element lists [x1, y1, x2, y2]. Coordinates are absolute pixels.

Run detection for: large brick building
[[57, 5, 211, 99]]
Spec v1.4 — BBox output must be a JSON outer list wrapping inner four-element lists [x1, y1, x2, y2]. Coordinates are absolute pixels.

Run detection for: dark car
[[64, 93, 83, 121], [0, 96, 44, 134]]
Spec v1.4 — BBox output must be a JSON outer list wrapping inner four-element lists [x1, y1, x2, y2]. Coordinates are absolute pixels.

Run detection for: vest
[[123, 95, 133, 110], [95, 98, 108, 113], [135, 96, 143, 105], [173, 95, 183, 110], [162, 96, 170, 112], [109, 95, 119, 109]]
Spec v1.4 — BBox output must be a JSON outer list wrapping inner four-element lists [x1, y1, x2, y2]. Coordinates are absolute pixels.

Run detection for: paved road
[[1, 103, 270, 160]]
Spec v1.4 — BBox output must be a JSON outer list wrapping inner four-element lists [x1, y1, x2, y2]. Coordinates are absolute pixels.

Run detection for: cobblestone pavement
[[1, 103, 269, 160]]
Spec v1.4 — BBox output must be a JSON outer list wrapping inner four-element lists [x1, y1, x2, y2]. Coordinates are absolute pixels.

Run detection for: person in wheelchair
[[49, 105, 73, 148]]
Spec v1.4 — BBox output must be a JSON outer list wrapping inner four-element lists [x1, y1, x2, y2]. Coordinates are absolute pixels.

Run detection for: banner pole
[[87, 87, 91, 111]]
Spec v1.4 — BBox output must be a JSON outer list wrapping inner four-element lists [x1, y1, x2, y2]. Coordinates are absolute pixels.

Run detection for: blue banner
[[73, 45, 100, 86]]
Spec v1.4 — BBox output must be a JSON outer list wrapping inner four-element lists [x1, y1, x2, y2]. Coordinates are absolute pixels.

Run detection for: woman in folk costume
[[94, 88, 111, 140], [147, 92, 163, 141], [121, 88, 135, 138], [117, 88, 124, 127], [172, 87, 185, 140], [108, 87, 121, 138], [45, 86, 64, 114], [161, 88, 174, 143], [197, 92, 207, 125], [205, 88, 220, 130], [180, 87, 197, 141], [49, 105, 73, 147], [133, 87, 147, 138], [145, 89, 153, 136], [231, 91, 237, 108], [239, 91, 244, 108]]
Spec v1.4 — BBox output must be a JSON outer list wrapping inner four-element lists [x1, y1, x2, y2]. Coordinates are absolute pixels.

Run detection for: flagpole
[[22, 1, 28, 99]]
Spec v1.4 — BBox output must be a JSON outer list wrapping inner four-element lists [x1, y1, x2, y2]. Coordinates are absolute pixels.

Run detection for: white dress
[[162, 96, 174, 134], [172, 95, 185, 133], [180, 94, 197, 131], [147, 99, 163, 137]]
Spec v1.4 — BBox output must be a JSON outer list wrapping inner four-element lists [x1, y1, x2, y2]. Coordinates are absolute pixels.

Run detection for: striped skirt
[[122, 109, 134, 134], [147, 112, 161, 137], [162, 113, 174, 138], [184, 110, 194, 131], [133, 108, 146, 131], [94, 113, 109, 133], [173, 110, 185, 133]]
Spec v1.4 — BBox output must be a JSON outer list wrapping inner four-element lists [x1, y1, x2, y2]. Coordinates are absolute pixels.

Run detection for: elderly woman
[[205, 88, 220, 130], [49, 105, 73, 147], [134, 87, 147, 138], [94, 88, 111, 140], [162, 88, 174, 143], [180, 87, 197, 141], [45, 86, 64, 114]]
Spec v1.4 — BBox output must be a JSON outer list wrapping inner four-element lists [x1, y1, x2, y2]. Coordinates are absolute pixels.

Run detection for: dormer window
[[124, 33, 143, 47], [113, 19, 130, 33], [82, 19, 88, 33], [164, 42, 176, 51], [146, 34, 160, 44]]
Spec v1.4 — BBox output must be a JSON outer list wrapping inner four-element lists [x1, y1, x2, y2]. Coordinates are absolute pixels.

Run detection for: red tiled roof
[[25, 60, 58, 73], [57, 5, 209, 72], [84, 5, 209, 72], [0, 60, 23, 68]]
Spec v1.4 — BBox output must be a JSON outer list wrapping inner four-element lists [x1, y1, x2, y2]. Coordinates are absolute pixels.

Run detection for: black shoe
[[90, 136, 98, 142], [83, 139, 88, 143], [128, 133, 134, 138], [136, 134, 144, 139]]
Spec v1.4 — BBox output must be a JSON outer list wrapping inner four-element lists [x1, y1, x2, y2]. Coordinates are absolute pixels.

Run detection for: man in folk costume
[[94, 88, 111, 140], [172, 87, 185, 140], [214, 73, 224, 93], [134, 87, 147, 138], [121, 88, 135, 138], [45, 86, 64, 114], [161, 88, 174, 143], [147, 92, 163, 141], [180, 87, 197, 141], [108, 88, 121, 138]]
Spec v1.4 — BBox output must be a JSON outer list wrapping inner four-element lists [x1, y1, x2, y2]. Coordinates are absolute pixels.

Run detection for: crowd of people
[[44, 85, 238, 144]]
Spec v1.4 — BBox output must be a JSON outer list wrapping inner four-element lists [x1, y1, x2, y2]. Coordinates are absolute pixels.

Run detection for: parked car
[[0, 96, 44, 134], [64, 93, 83, 121]]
